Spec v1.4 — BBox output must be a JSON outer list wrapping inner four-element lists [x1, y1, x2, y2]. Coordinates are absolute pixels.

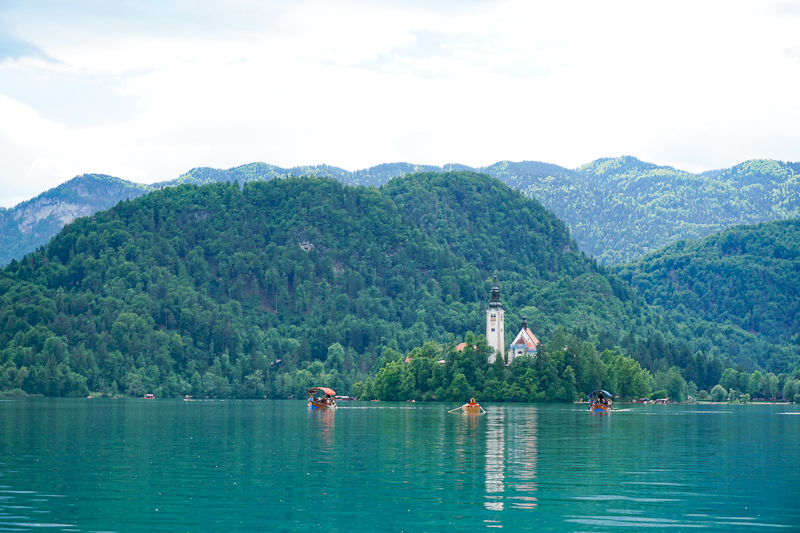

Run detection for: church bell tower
[[486, 273, 505, 364]]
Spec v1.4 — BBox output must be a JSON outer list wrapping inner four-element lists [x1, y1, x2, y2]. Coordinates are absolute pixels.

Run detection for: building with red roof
[[507, 315, 540, 364]]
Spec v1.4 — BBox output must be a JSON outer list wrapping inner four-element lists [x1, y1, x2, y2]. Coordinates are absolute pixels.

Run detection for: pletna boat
[[307, 387, 337, 409], [588, 390, 613, 413]]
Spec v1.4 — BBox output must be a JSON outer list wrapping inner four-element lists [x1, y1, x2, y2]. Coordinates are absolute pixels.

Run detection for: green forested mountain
[[496, 157, 800, 264], [614, 219, 800, 356], [2, 177, 448, 399], [174, 157, 800, 266], [2, 172, 798, 402], [0, 163, 457, 267], [0, 172, 717, 401], [5, 157, 799, 268]]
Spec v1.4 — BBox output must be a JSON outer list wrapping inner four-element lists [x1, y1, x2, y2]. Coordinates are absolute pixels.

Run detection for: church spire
[[489, 272, 502, 309]]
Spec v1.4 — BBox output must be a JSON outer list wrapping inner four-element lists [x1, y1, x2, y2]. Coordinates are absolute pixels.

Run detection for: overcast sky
[[1, 0, 799, 208]]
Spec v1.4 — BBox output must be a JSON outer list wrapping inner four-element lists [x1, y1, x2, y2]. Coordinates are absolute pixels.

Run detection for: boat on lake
[[451, 398, 485, 414], [588, 390, 613, 413], [307, 387, 337, 409]]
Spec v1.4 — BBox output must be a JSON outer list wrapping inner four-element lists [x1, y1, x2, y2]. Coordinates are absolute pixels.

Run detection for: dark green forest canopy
[[492, 157, 800, 264], [1, 172, 798, 399], [5, 156, 800, 269], [614, 219, 800, 356]]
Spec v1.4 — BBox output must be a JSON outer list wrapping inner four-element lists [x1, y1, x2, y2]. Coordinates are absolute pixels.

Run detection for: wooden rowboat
[[450, 398, 485, 414]]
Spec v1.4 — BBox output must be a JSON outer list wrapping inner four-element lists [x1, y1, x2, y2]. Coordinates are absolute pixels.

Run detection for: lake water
[[1, 399, 799, 532]]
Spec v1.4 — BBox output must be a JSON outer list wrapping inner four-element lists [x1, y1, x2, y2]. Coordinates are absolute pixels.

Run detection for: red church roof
[[511, 328, 539, 350]]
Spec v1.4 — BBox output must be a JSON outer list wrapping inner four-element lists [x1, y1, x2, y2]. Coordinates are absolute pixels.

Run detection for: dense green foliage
[[1, 176, 473, 398], [493, 157, 800, 264], [174, 158, 800, 266], [2, 171, 798, 401], [614, 219, 800, 373], [6, 157, 799, 270], [360, 331, 650, 403]]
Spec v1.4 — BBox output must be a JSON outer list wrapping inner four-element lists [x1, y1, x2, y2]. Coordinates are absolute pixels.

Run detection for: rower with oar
[[449, 397, 486, 414]]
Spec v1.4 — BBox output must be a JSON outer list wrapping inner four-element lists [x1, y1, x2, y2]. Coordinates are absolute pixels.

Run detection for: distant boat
[[335, 395, 356, 401], [307, 387, 337, 409], [588, 390, 613, 413]]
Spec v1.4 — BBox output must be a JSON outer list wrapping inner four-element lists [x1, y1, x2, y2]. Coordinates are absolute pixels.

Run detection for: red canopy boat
[[307, 387, 337, 409]]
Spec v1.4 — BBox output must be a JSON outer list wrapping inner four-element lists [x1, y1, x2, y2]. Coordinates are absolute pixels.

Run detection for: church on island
[[485, 274, 540, 365]]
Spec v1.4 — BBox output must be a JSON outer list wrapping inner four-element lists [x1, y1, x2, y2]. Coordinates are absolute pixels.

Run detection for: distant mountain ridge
[[0, 175, 149, 268], [3, 156, 799, 267]]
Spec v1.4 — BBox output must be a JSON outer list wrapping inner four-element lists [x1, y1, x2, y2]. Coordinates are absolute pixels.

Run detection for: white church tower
[[486, 274, 505, 364]]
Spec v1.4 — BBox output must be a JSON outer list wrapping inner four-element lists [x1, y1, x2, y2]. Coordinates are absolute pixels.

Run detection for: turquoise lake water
[[1, 398, 799, 532]]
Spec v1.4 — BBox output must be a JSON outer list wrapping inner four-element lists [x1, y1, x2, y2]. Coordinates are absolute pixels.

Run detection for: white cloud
[[1, 0, 799, 208]]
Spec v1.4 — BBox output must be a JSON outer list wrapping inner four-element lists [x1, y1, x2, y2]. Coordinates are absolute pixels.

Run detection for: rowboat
[[588, 390, 613, 413], [450, 398, 485, 414], [308, 387, 337, 409]]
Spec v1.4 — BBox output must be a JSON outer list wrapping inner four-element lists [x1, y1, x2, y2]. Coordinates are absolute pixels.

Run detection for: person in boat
[[469, 398, 477, 406], [597, 392, 606, 406]]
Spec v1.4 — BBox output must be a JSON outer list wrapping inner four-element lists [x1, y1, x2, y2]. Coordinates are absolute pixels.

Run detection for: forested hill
[[2, 172, 798, 401], [0, 172, 705, 400], [614, 219, 800, 353], [4, 157, 799, 268], [153, 157, 800, 266], [0, 163, 463, 267], [495, 157, 800, 264]]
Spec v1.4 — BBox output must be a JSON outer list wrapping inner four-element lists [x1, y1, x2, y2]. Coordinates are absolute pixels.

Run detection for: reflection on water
[[484, 409, 505, 511], [484, 407, 539, 516], [307, 407, 336, 449], [0, 489, 75, 531]]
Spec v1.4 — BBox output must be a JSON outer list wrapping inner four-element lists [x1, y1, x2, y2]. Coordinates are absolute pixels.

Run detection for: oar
[[479, 406, 486, 414], [448, 405, 465, 413]]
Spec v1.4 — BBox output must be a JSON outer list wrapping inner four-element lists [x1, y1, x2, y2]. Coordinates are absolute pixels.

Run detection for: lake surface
[[1, 399, 799, 532]]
